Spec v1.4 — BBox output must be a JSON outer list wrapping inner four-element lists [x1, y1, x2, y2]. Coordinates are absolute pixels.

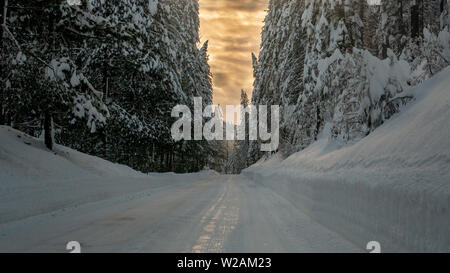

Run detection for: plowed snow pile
[[244, 68, 450, 252]]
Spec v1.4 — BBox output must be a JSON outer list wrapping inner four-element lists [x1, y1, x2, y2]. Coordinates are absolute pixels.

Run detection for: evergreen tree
[[2, 0, 109, 150], [247, 0, 449, 167], [1, 0, 216, 173], [249, 0, 307, 162], [226, 90, 250, 174]]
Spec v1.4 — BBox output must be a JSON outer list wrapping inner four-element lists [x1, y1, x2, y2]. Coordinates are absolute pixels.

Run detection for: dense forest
[[227, 0, 449, 173], [1, 0, 229, 173], [2, 1, 449, 175]]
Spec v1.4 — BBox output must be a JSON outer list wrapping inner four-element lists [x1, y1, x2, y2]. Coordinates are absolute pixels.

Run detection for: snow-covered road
[[0, 174, 361, 253]]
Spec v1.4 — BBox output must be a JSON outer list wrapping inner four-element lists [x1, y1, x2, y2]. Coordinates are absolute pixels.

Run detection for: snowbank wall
[[243, 167, 449, 252], [243, 68, 450, 252]]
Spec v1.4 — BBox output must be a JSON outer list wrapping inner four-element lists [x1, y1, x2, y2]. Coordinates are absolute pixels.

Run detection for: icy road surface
[[0, 174, 361, 253]]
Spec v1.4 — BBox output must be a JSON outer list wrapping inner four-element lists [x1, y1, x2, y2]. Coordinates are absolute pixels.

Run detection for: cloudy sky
[[199, 0, 269, 112]]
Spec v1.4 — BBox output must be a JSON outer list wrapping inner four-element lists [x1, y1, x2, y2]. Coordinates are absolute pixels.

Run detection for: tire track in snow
[[192, 177, 239, 253]]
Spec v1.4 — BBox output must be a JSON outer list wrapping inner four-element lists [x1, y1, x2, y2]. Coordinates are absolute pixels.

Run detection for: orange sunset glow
[[199, 0, 269, 110]]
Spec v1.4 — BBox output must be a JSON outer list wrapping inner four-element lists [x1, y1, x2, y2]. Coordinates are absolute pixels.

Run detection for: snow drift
[[244, 68, 450, 252], [0, 126, 213, 225]]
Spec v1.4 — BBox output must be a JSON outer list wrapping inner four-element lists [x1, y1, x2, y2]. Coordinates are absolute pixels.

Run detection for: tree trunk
[[399, 0, 404, 36], [1, 0, 6, 32], [1, 0, 7, 126], [170, 150, 174, 172], [0, 106, 4, 125], [165, 152, 169, 170], [420, 0, 425, 34], [44, 110, 53, 150], [5, 112, 10, 126], [0, 92, 4, 125], [152, 143, 155, 162], [102, 130, 107, 159], [411, 4, 420, 38], [103, 53, 109, 99]]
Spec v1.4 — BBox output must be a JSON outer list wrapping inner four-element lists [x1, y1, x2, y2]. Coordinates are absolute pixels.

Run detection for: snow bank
[[244, 68, 450, 252], [0, 127, 190, 224], [0, 126, 143, 182]]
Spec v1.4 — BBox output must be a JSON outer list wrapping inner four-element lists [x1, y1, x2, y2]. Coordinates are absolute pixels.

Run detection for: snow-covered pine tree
[[246, 0, 449, 167], [401, 1, 450, 85], [424, 0, 443, 33], [2, 0, 109, 150], [376, 0, 409, 58], [296, 0, 414, 145], [2, 0, 215, 173], [344, 0, 369, 50], [62, 0, 216, 173], [295, 0, 351, 147], [248, 0, 307, 163], [364, 3, 381, 56], [441, 0, 449, 30], [226, 90, 250, 174]]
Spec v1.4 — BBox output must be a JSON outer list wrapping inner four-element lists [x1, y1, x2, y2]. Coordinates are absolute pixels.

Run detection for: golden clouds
[[199, 0, 268, 109]]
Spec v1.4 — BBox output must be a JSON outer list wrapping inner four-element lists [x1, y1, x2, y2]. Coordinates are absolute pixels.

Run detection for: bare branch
[[3, 23, 20, 49], [3, 21, 54, 71], [433, 49, 450, 65], [65, 27, 99, 39]]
